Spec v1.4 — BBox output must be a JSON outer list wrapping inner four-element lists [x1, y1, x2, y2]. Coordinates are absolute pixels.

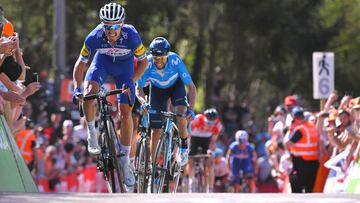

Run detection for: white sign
[[313, 52, 334, 99]]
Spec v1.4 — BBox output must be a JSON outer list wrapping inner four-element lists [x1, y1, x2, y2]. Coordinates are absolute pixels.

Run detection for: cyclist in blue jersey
[[72, 2, 148, 187], [227, 130, 257, 193], [136, 37, 197, 167]]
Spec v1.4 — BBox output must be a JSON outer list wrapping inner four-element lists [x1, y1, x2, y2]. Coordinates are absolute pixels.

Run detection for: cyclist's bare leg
[[119, 103, 133, 156], [150, 128, 162, 163], [83, 80, 100, 122], [206, 158, 214, 192], [187, 158, 195, 191], [249, 177, 256, 193], [83, 80, 101, 154], [174, 105, 187, 139], [129, 115, 139, 160]]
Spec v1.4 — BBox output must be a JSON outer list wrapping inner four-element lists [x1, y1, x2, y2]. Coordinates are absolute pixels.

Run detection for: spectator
[[73, 117, 87, 142], [284, 107, 320, 193]]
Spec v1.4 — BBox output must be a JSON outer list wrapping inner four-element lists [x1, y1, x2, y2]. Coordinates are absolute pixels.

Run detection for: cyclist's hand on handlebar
[[72, 87, 83, 105], [186, 108, 195, 120], [122, 82, 134, 106], [122, 81, 134, 94], [140, 103, 151, 113]]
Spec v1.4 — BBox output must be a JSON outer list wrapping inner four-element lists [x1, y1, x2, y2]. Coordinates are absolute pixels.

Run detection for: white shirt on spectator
[[73, 124, 87, 142]]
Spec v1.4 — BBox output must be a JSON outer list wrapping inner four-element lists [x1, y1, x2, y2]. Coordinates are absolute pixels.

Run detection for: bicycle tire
[[98, 130, 113, 193], [151, 132, 167, 193], [106, 119, 125, 193], [136, 135, 150, 193], [168, 139, 181, 193]]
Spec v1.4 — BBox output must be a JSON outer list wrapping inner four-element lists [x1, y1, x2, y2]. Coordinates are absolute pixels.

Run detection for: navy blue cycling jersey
[[79, 23, 146, 74], [137, 52, 193, 89]]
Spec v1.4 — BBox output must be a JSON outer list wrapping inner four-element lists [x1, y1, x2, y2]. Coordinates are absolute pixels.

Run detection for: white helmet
[[235, 130, 248, 143], [99, 3, 126, 23]]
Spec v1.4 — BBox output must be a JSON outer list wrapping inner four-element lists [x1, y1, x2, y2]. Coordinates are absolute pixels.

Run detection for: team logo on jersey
[[97, 48, 131, 56], [121, 31, 128, 39], [134, 44, 145, 56], [172, 58, 180, 66], [80, 44, 89, 57]]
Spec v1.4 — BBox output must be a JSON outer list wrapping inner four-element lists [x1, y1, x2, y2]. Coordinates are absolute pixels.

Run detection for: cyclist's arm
[[252, 150, 258, 175], [132, 58, 148, 84], [226, 149, 232, 173], [186, 82, 197, 109], [136, 85, 147, 105], [73, 58, 87, 90]]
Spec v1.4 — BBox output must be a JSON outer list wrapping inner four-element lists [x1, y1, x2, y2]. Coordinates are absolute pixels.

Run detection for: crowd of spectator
[[2, 4, 360, 193]]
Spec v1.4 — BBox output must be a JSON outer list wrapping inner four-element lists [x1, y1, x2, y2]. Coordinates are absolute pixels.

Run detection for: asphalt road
[[1, 193, 360, 203]]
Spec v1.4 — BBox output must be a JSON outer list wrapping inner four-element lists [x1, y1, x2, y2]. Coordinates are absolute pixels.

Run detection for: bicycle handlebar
[[83, 88, 124, 101], [189, 154, 212, 159], [78, 88, 130, 118]]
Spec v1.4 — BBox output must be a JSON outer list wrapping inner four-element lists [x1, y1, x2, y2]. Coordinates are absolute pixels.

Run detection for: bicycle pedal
[[97, 161, 104, 171]]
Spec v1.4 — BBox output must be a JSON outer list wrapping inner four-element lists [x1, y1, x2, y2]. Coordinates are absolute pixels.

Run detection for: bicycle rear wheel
[[106, 119, 125, 193], [151, 133, 168, 193], [136, 135, 150, 193]]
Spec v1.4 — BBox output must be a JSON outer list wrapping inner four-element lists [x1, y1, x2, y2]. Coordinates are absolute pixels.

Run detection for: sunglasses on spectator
[[102, 23, 122, 30], [153, 55, 167, 63]]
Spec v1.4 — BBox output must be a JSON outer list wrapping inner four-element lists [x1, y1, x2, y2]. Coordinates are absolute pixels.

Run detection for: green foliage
[[2, 0, 360, 124]]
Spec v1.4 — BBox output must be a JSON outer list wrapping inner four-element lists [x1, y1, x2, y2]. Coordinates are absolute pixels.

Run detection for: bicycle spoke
[[151, 134, 167, 193]]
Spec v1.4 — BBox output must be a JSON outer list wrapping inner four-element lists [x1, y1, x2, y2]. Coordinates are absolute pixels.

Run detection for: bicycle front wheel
[[136, 135, 150, 193], [169, 139, 182, 193], [106, 119, 125, 193], [151, 133, 168, 193]]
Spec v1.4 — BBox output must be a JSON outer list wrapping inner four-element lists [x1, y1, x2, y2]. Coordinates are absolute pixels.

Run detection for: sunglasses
[[153, 55, 167, 63], [102, 23, 122, 30]]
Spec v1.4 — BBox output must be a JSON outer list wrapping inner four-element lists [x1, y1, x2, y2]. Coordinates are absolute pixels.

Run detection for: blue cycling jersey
[[137, 52, 193, 89], [228, 141, 255, 176], [79, 23, 146, 69], [79, 23, 146, 104]]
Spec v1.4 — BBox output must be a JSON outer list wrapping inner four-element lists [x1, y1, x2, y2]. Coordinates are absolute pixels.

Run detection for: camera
[[32, 72, 39, 82]]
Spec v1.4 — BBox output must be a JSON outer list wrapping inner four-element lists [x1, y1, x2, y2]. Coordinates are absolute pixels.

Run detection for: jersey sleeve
[[212, 120, 223, 135], [79, 34, 96, 63], [190, 115, 204, 131], [128, 25, 146, 60], [171, 54, 193, 85], [137, 68, 149, 88]]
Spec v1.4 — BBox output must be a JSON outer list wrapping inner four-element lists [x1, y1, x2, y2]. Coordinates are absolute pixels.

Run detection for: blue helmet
[[149, 37, 170, 56]]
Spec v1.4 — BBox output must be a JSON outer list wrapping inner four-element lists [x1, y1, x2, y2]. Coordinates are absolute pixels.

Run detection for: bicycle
[[151, 111, 183, 193], [79, 87, 127, 193], [134, 107, 151, 193], [189, 147, 211, 193]]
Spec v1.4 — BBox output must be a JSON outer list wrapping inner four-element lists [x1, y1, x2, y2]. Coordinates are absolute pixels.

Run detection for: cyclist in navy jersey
[[72, 2, 148, 187], [136, 37, 197, 167]]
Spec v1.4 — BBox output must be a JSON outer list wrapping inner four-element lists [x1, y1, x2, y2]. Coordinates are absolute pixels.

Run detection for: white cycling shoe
[[87, 132, 101, 155], [121, 160, 135, 187], [177, 147, 189, 167]]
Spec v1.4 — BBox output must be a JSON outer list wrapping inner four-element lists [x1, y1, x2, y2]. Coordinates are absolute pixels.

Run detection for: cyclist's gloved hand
[[186, 108, 195, 120], [140, 103, 151, 112], [72, 87, 82, 105]]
